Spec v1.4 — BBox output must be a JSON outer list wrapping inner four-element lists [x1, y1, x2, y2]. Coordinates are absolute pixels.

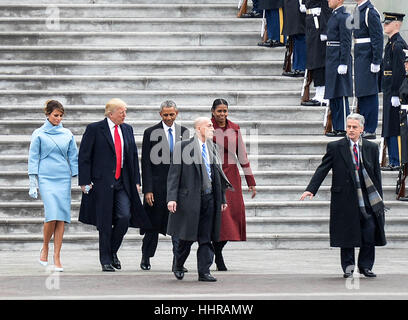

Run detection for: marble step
[[0, 31, 262, 47], [0, 60, 285, 77], [1, 216, 408, 235], [1, 200, 406, 219], [0, 185, 399, 202], [0, 4, 239, 19], [0, 18, 261, 32], [0, 75, 302, 91], [0, 46, 286, 61], [0, 135, 379, 156], [0, 170, 399, 187]]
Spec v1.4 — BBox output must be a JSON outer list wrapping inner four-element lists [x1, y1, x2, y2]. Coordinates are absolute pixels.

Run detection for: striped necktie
[[353, 143, 359, 170], [201, 143, 212, 181]]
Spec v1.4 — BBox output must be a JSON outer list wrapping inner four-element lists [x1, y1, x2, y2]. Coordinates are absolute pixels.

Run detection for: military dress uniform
[[397, 51, 408, 200], [324, 5, 352, 136], [381, 13, 408, 169], [258, 0, 286, 47], [301, 0, 332, 105], [352, 0, 383, 138]]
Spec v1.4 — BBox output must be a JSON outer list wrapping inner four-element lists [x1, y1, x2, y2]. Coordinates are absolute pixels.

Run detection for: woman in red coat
[[211, 99, 257, 271]]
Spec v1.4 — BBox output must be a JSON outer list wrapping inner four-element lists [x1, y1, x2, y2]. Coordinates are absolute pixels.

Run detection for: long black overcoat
[[166, 137, 232, 242], [306, 137, 386, 248], [78, 118, 152, 232]]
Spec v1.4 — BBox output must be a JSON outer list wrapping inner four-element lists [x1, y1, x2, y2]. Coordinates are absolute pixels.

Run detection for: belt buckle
[[384, 71, 393, 76]]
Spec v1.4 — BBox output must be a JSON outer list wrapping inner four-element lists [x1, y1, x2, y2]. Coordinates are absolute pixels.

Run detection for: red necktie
[[114, 125, 122, 179], [353, 143, 359, 170]]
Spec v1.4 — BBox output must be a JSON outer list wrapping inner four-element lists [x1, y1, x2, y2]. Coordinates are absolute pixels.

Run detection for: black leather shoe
[[101, 264, 115, 272], [397, 196, 408, 201], [325, 130, 346, 137], [140, 256, 151, 270], [174, 270, 184, 280], [112, 253, 121, 270], [381, 164, 401, 171], [258, 39, 273, 47], [301, 99, 326, 106], [359, 268, 377, 278], [241, 11, 262, 18], [343, 270, 354, 278], [198, 273, 217, 282]]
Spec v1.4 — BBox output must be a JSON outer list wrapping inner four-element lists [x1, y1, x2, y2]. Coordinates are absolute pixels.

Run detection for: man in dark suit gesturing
[[300, 113, 386, 278], [140, 100, 189, 271], [167, 117, 232, 282], [78, 98, 151, 272]]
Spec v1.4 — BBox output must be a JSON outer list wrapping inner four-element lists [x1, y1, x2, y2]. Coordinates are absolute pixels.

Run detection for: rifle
[[301, 69, 313, 103], [283, 36, 294, 73], [323, 106, 333, 134], [237, 0, 248, 18], [379, 138, 387, 167], [396, 164, 407, 200]]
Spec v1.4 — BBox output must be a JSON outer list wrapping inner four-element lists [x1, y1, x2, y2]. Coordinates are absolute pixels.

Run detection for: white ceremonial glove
[[299, 4, 306, 13], [337, 65, 348, 74], [370, 63, 381, 73], [320, 34, 328, 42], [392, 96, 401, 107], [28, 174, 38, 199]]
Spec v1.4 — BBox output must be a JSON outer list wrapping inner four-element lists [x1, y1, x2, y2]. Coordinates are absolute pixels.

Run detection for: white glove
[[29, 187, 38, 199], [299, 4, 306, 13], [320, 34, 328, 42], [391, 96, 401, 107], [28, 174, 38, 199], [337, 65, 348, 74], [370, 63, 380, 73]]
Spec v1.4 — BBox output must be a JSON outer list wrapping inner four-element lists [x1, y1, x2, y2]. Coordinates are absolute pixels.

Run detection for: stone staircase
[[0, 0, 406, 251]]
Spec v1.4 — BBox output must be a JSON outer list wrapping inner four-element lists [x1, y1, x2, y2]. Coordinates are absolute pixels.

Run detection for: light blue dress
[[28, 120, 78, 223]]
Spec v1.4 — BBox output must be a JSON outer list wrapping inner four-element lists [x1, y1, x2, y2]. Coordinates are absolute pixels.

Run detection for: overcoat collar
[[101, 118, 128, 154]]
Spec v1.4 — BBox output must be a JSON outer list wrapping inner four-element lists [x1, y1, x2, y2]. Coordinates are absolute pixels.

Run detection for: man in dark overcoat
[[352, 0, 383, 139], [301, 113, 386, 278], [140, 100, 189, 271], [324, 0, 352, 137], [300, 0, 332, 106], [78, 98, 151, 272], [167, 117, 231, 282], [381, 13, 408, 170]]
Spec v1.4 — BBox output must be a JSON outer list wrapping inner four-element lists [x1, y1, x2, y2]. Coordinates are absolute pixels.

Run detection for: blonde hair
[[105, 98, 127, 117]]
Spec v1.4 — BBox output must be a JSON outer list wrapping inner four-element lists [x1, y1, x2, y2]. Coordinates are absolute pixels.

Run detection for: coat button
[[110, 185, 114, 188]]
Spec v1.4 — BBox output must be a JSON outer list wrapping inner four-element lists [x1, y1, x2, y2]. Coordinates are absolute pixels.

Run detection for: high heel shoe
[[39, 249, 48, 267], [53, 256, 63, 272]]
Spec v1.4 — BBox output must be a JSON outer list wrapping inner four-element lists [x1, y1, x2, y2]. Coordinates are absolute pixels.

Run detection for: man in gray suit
[[167, 117, 231, 282]]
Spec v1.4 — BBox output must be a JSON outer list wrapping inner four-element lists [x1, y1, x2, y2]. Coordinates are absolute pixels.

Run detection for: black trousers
[[99, 178, 131, 265], [340, 214, 376, 273], [142, 231, 180, 258], [311, 67, 325, 87], [174, 193, 215, 275]]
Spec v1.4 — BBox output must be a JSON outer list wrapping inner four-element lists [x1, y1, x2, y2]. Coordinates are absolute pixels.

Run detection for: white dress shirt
[[107, 117, 124, 168], [162, 121, 176, 149]]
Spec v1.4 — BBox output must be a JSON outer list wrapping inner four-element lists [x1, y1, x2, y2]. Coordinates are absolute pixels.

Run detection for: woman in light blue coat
[[28, 100, 78, 271]]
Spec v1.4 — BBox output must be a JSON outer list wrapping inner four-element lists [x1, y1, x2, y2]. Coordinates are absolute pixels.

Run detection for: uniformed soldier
[[352, 0, 383, 140], [300, 0, 332, 106], [324, 0, 352, 137], [282, 0, 306, 77], [381, 12, 408, 171], [397, 50, 408, 200], [258, 0, 286, 48]]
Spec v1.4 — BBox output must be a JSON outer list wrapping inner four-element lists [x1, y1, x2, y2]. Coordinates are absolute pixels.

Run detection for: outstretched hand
[[300, 191, 314, 201]]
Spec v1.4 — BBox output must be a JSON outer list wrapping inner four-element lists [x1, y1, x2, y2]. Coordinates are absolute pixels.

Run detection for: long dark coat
[[78, 118, 151, 232], [381, 33, 408, 138], [306, 137, 386, 248], [258, 0, 284, 10], [140, 121, 189, 235], [324, 6, 353, 99], [304, 0, 332, 70], [282, 0, 305, 36], [166, 136, 232, 242], [352, 0, 383, 97]]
